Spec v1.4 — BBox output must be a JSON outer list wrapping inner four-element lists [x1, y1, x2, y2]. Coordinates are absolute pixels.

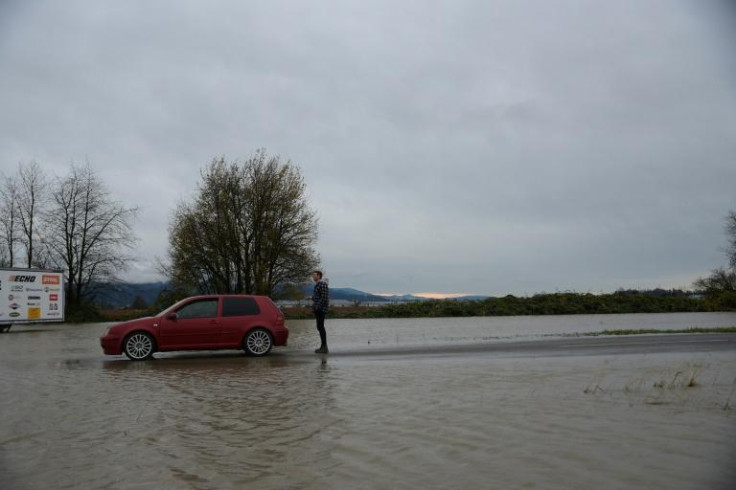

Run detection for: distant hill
[[93, 282, 168, 309], [293, 286, 489, 303], [92, 282, 398, 308], [91, 281, 489, 309], [295, 285, 391, 303], [329, 287, 390, 303]]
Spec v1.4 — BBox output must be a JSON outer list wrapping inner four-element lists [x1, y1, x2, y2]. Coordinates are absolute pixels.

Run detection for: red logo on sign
[[50, 294, 58, 301], [42, 275, 60, 285]]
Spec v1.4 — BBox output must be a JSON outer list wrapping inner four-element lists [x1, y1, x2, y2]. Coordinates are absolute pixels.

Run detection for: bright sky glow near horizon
[[1, 1, 735, 297]]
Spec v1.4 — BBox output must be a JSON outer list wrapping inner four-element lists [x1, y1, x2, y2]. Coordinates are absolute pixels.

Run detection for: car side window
[[176, 299, 218, 319], [222, 297, 260, 317]]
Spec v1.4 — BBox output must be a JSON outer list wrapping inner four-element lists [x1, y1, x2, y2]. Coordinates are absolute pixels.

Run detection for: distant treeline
[[284, 290, 736, 320]]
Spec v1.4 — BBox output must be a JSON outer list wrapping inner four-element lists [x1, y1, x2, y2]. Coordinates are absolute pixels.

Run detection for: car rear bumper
[[100, 335, 122, 355], [273, 327, 288, 346]]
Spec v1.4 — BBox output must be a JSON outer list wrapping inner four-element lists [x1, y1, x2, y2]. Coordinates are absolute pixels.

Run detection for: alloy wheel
[[245, 329, 272, 356], [125, 333, 154, 360]]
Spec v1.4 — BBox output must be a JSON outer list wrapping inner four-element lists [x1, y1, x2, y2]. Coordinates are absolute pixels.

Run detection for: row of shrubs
[[87, 290, 736, 322], [284, 291, 736, 320]]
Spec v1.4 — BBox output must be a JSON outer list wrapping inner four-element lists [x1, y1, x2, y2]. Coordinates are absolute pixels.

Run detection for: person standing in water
[[311, 270, 329, 354]]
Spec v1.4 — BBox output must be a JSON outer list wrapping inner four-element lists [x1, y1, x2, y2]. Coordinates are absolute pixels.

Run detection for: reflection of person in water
[[311, 270, 329, 354]]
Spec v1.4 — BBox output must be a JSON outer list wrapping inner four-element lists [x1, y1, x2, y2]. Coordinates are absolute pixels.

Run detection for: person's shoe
[[314, 346, 329, 354]]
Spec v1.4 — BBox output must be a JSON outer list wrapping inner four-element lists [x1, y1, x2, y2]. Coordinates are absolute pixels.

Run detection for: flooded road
[[1, 313, 735, 489]]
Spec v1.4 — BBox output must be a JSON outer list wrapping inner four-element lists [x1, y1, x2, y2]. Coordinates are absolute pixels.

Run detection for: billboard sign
[[0, 269, 65, 324]]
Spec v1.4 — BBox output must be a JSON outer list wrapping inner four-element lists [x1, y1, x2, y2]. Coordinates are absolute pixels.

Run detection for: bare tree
[[45, 164, 138, 310], [167, 151, 319, 297], [16, 161, 48, 267], [694, 209, 736, 296], [694, 267, 736, 293], [166, 159, 246, 293], [727, 209, 736, 269], [0, 173, 20, 267]]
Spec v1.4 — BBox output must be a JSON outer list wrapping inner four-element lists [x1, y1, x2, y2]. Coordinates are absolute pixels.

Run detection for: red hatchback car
[[100, 295, 288, 360]]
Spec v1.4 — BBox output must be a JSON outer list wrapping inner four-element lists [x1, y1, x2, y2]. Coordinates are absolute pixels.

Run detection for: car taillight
[[267, 298, 285, 327]]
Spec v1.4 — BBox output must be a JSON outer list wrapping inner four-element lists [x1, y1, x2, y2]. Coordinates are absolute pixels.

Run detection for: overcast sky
[[1, 0, 735, 296]]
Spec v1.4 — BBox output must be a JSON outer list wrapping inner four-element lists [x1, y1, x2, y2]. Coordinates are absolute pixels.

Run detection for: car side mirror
[[167, 312, 178, 321]]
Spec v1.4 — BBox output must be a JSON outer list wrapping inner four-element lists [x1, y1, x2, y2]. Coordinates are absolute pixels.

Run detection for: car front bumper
[[100, 335, 122, 355]]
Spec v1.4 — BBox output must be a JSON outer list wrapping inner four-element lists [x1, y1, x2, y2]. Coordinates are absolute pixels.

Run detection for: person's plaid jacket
[[312, 280, 329, 313]]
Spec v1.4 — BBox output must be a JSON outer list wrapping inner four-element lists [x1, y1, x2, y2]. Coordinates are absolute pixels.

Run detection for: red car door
[[219, 296, 263, 347], [158, 298, 222, 349]]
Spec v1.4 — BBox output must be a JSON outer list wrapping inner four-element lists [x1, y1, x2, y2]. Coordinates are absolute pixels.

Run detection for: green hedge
[[284, 291, 722, 320]]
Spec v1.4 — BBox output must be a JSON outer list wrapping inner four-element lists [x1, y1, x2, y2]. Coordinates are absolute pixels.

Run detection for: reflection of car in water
[[100, 295, 288, 360]]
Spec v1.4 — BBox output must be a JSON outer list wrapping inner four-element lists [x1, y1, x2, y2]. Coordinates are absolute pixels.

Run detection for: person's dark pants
[[315, 310, 327, 347]]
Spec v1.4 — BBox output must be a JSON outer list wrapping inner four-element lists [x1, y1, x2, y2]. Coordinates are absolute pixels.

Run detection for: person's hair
[[313, 270, 323, 279]]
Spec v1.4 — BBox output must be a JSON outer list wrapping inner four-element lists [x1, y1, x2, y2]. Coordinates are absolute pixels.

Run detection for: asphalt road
[[314, 333, 736, 360]]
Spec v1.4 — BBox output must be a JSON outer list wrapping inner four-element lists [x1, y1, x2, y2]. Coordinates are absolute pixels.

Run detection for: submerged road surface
[[290, 332, 736, 360], [2, 322, 736, 490]]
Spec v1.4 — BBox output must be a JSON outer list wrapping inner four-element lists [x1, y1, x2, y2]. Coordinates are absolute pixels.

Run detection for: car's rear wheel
[[243, 328, 273, 356], [123, 332, 155, 360]]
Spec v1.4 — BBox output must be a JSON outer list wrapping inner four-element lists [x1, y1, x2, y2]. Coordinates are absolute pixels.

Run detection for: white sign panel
[[0, 269, 65, 323]]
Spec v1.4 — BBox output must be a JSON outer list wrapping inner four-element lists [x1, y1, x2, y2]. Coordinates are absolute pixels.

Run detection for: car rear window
[[222, 297, 261, 317]]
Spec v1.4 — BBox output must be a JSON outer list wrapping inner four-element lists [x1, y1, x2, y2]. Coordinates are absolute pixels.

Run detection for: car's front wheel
[[243, 328, 273, 356], [123, 332, 155, 361]]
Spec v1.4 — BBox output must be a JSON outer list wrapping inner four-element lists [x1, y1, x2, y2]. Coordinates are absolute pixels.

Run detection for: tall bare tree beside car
[[166, 150, 319, 297]]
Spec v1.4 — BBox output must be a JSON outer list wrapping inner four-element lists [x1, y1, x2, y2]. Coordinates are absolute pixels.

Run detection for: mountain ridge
[[92, 282, 488, 308]]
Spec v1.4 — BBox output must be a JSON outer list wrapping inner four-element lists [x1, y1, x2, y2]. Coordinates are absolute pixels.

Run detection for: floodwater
[[1, 313, 735, 489]]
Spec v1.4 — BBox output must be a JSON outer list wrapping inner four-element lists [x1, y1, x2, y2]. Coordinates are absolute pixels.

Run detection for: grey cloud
[[1, 0, 734, 295]]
